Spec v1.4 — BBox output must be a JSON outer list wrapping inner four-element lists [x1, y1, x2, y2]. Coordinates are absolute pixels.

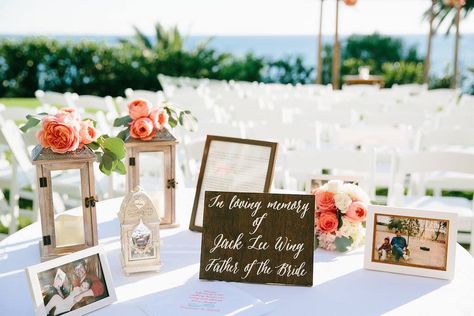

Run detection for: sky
[[1, 0, 474, 36]]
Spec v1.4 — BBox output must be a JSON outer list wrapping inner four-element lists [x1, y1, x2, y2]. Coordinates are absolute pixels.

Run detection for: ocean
[[1, 34, 473, 83]]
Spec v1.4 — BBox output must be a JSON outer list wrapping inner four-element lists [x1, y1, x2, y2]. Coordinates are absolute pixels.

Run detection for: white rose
[[334, 192, 352, 213], [343, 183, 370, 204], [336, 218, 357, 238], [326, 180, 343, 193]]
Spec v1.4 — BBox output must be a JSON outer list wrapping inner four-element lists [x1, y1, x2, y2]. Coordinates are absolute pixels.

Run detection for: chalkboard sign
[[200, 191, 314, 286]]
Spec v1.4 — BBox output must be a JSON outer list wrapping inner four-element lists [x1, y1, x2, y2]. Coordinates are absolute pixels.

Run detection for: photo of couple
[[372, 214, 449, 271], [39, 254, 109, 315]]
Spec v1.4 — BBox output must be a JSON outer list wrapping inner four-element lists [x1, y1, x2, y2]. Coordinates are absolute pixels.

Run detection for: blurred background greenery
[[1, 24, 468, 99]]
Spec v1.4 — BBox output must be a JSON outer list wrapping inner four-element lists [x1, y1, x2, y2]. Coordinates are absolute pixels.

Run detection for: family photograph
[[372, 214, 449, 270]]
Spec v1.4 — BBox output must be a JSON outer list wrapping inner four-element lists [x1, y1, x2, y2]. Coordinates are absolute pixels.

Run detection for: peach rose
[[36, 129, 49, 148], [128, 99, 151, 120], [38, 116, 80, 153], [315, 189, 337, 213], [130, 117, 156, 140], [345, 201, 367, 223], [79, 120, 97, 146], [149, 107, 168, 130], [317, 212, 339, 234], [56, 107, 79, 123]]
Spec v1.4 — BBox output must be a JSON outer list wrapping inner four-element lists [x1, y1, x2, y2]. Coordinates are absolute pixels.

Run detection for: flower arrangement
[[20, 108, 126, 175], [113, 99, 197, 141], [312, 180, 369, 252]]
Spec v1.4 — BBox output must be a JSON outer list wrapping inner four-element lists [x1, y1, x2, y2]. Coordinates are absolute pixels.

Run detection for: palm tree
[[427, 0, 473, 33], [120, 22, 184, 53], [423, 0, 473, 88]]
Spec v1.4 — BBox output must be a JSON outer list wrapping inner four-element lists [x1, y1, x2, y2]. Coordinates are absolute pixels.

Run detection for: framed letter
[[189, 135, 277, 232]]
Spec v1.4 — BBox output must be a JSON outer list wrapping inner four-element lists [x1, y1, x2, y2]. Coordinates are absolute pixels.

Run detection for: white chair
[[179, 140, 205, 187], [125, 88, 165, 107], [362, 111, 431, 128], [35, 90, 75, 108], [0, 105, 31, 122], [388, 151, 474, 253], [0, 119, 39, 233], [437, 113, 474, 129], [282, 148, 376, 198], [416, 127, 474, 152], [331, 126, 415, 151], [459, 95, 474, 108], [391, 83, 428, 96], [246, 123, 320, 151], [71, 95, 118, 121]]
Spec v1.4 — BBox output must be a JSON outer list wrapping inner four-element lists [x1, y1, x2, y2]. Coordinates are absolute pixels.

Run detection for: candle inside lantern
[[54, 214, 85, 247], [149, 191, 165, 219]]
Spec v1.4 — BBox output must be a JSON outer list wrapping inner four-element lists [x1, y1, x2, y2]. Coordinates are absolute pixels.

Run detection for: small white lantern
[[119, 186, 161, 275]]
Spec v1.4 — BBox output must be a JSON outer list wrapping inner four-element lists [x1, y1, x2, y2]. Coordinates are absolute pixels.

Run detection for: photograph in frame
[[364, 205, 457, 280], [307, 174, 363, 193], [189, 135, 277, 232], [26, 246, 116, 316]]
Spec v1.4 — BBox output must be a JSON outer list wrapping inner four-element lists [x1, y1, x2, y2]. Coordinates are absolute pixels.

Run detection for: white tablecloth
[[1, 188, 474, 315]]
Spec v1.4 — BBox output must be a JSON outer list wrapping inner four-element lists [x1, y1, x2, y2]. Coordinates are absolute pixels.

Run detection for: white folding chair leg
[[471, 200, 474, 256], [9, 161, 19, 234]]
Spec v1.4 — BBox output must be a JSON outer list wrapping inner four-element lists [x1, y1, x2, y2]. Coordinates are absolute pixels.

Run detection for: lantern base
[[160, 222, 179, 229], [121, 256, 161, 275], [39, 241, 92, 262]]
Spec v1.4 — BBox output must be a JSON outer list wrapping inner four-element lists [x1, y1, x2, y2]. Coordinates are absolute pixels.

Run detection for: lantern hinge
[[129, 157, 136, 166], [167, 178, 177, 189], [43, 235, 51, 246], [39, 177, 47, 188], [85, 196, 98, 208]]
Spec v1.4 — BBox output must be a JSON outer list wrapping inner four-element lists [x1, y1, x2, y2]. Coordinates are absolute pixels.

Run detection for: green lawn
[[0, 98, 40, 108]]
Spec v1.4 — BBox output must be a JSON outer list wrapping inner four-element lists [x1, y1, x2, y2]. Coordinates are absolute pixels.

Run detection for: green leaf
[[117, 128, 130, 141], [99, 161, 112, 176], [113, 115, 132, 127], [103, 137, 126, 159], [335, 236, 353, 252], [178, 111, 198, 131], [87, 142, 100, 151], [19, 117, 41, 133], [337, 210, 343, 229], [168, 116, 178, 128], [114, 160, 126, 175]]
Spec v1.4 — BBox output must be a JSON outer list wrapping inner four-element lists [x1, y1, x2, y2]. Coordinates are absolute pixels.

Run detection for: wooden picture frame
[[364, 205, 457, 280], [189, 135, 278, 232], [26, 246, 116, 316]]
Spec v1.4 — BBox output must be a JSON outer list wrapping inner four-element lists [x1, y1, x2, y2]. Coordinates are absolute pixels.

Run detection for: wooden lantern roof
[[31, 145, 96, 165], [125, 127, 178, 148]]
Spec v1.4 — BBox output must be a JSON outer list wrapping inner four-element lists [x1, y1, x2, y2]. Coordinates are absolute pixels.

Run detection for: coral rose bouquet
[[113, 99, 197, 141], [312, 180, 369, 252], [20, 108, 127, 175]]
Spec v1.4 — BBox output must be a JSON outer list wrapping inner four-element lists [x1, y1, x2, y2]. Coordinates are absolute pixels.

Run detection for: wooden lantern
[[125, 128, 178, 228], [32, 145, 98, 262], [119, 186, 161, 275]]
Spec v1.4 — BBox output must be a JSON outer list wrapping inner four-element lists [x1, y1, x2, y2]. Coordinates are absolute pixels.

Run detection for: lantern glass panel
[[139, 151, 165, 219], [51, 169, 85, 248]]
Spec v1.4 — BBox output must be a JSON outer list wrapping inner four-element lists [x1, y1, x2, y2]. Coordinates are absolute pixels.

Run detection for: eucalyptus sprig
[[87, 136, 126, 175]]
